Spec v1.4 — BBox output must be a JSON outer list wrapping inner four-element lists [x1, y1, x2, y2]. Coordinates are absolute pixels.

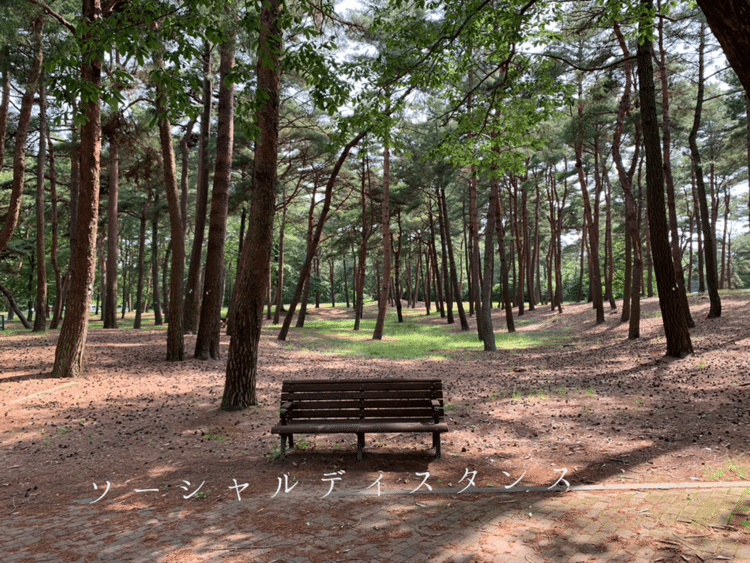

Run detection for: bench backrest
[[279, 378, 445, 422]]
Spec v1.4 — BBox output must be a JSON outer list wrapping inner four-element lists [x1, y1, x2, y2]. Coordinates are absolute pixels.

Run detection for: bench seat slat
[[282, 379, 442, 392], [288, 408, 437, 419], [281, 390, 443, 401], [279, 399, 439, 410], [272, 421, 449, 434]]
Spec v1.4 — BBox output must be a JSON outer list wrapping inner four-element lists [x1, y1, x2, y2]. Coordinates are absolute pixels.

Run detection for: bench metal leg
[[433, 432, 441, 459], [357, 433, 365, 461], [288, 434, 294, 448], [280, 435, 287, 460]]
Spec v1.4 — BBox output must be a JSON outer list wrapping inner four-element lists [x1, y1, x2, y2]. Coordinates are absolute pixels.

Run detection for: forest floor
[[1, 292, 750, 561]]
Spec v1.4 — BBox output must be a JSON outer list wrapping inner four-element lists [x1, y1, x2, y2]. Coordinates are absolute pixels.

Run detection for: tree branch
[[25, 0, 75, 33]]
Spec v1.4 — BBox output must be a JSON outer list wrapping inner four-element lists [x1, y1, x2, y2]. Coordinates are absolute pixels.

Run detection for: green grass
[[282, 310, 570, 360], [705, 455, 750, 481]]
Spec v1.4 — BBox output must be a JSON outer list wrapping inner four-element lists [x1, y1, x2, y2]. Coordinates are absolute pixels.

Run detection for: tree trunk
[[0, 283, 32, 329], [0, 45, 10, 173], [133, 186, 152, 329], [223, 0, 282, 410], [33, 72, 48, 333], [373, 111, 392, 341], [49, 134, 63, 329], [575, 89, 605, 324], [689, 23, 721, 319], [436, 191, 454, 324], [480, 189, 497, 351], [273, 187, 287, 323], [52, 3, 100, 378], [104, 134, 119, 329], [637, 0, 693, 358], [695, 0, 750, 95], [657, 4, 694, 328], [0, 18, 44, 255], [354, 149, 371, 330], [393, 212, 403, 323], [154, 48, 185, 361], [492, 178, 514, 333], [440, 185, 469, 330], [151, 190, 163, 325], [184, 42, 214, 334], [195, 31, 235, 360]]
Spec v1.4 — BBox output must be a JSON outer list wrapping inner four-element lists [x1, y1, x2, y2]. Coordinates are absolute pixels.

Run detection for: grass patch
[[706, 455, 750, 481], [280, 309, 571, 360]]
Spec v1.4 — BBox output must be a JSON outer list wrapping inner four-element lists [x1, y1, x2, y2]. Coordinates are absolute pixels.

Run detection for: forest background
[[1, 0, 749, 411]]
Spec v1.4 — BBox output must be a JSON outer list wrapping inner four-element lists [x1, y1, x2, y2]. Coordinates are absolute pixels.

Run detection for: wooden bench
[[270, 378, 449, 460]]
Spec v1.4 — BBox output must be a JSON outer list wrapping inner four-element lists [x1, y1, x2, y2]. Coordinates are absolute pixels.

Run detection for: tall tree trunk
[[480, 189, 496, 350], [575, 90, 605, 324], [154, 48, 185, 361], [612, 22, 642, 336], [179, 116, 197, 238], [657, 2, 694, 328], [196, 30, 235, 360], [0, 18, 44, 254], [0, 45, 10, 173], [492, 178, 514, 332], [440, 185, 469, 330], [637, 0, 693, 357], [33, 72, 48, 332], [373, 142, 391, 339], [133, 188, 152, 329], [49, 134, 63, 329], [436, 190, 454, 324], [273, 188, 288, 324], [151, 190, 163, 325], [393, 212, 404, 323], [184, 42, 214, 334], [354, 149, 371, 330], [223, 0, 282, 410], [689, 22, 721, 319], [52, 4, 100, 378], [104, 134, 119, 329]]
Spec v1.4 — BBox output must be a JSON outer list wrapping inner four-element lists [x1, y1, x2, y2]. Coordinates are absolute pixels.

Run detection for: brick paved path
[[5, 484, 750, 562]]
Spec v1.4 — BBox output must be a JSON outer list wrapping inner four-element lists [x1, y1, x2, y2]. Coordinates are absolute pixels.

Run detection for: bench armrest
[[431, 399, 443, 423], [280, 401, 293, 425]]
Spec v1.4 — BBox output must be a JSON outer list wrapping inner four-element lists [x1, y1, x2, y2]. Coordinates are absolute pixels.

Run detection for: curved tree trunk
[[0, 283, 32, 329], [277, 132, 366, 341], [688, 23, 721, 319], [0, 18, 44, 255]]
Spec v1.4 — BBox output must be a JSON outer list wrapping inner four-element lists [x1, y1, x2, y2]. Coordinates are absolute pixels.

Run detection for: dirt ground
[[1, 293, 749, 531]]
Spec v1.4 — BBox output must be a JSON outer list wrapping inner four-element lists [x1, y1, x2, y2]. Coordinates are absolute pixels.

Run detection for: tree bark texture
[[154, 49, 185, 361], [184, 42, 214, 334], [104, 134, 119, 329], [695, 0, 750, 95], [688, 23, 721, 319], [52, 2, 100, 378], [33, 72, 48, 332], [223, 0, 283, 410], [196, 31, 235, 360], [637, 2, 693, 358]]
